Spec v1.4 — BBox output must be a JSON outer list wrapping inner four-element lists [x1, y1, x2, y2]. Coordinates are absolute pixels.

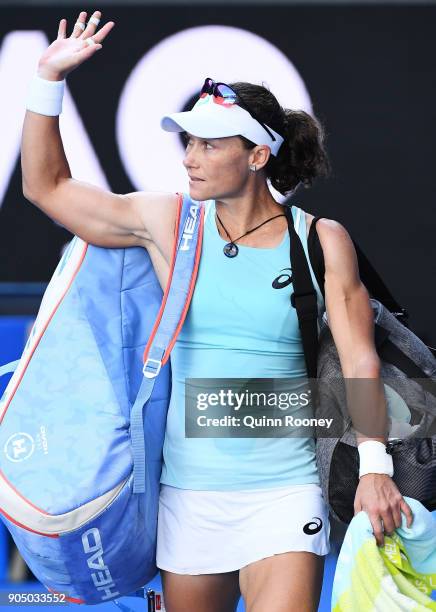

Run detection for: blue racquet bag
[[0, 193, 204, 604]]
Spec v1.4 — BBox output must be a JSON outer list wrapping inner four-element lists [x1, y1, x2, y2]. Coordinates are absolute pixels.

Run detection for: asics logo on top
[[272, 267, 293, 289]]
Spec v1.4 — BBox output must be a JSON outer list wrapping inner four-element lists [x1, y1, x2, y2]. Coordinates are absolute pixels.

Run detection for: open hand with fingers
[[353, 473, 414, 547], [37, 10, 115, 82]]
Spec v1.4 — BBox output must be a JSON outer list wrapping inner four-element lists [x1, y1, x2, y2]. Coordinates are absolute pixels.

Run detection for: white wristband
[[26, 74, 65, 116], [357, 440, 394, 478]]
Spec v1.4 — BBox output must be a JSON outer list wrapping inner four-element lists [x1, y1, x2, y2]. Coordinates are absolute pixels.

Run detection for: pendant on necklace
[[223, 242, 239, 258]]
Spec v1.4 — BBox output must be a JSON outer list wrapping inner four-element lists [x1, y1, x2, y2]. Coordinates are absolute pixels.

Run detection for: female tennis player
[[21, 10, 414, 612]]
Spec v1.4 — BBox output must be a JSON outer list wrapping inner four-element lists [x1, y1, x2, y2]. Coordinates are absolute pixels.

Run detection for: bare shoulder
[[122, 190, 180, 250], [314, 217, 354, 253], [304, 211, 351, 247], [305, 212, 358, 280]]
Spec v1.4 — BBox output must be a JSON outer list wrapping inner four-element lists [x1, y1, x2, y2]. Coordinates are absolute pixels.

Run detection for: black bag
[[284, 204, 436, 524]]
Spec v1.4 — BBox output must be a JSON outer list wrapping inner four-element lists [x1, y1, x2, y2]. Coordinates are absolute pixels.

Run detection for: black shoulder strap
[[284, 205, 320, 381], [307, 217, 325, 299]]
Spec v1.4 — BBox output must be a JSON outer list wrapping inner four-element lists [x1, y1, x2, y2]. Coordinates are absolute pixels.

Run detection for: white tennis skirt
[[156, 482, 331, 575]]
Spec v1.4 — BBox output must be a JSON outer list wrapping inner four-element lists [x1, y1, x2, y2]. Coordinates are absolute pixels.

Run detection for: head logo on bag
[[180, 204, 200, 251], [4, 432, 35, 462], [81, 528, 120, 600]]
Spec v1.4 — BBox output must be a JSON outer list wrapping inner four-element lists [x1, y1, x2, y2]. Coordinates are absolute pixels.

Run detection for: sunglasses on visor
[[199, 77, 278, 143]]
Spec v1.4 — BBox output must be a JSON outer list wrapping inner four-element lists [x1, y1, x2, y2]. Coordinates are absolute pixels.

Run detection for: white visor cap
[[160, 93, 285, 157]]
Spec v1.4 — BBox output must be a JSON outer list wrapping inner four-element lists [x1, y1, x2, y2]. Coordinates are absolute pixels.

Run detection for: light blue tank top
[[160, 199, 325, 490]]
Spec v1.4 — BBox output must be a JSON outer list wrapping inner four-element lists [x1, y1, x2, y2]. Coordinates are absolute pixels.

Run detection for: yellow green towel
[[331, 497, 436, 611]]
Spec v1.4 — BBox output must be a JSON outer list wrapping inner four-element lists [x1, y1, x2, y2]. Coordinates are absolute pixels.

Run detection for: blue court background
[[0, 555, 339, 611]]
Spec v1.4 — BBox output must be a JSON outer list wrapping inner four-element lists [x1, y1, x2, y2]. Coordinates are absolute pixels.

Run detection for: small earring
[[249, 164, 257, 172]]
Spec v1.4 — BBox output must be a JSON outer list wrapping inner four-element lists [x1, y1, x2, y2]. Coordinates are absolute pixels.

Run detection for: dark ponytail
[[228, 81, 332, 196]]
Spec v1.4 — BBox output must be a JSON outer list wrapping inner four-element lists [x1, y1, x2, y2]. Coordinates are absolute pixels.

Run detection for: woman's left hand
[[353, 473, 414, 547]]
